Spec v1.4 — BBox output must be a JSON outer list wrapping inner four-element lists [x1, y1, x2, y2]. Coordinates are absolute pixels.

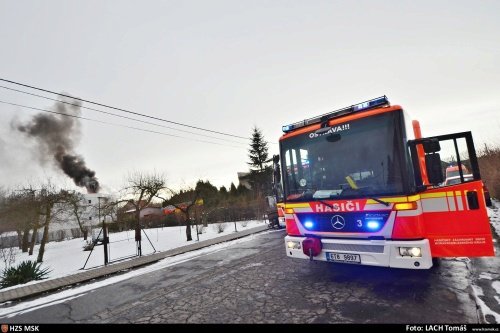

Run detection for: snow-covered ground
[[0, 220, 266, 283], [487, 199, 500, 238], [472, 199, 500, 323], [0, 233, 268, 317]]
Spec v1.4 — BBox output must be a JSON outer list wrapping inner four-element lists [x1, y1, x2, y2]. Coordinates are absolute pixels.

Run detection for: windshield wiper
[[343, 177, 390, 207], [319, 197, 389, 208], [318, 200, 334, 209], [369, 197, 390, 207]]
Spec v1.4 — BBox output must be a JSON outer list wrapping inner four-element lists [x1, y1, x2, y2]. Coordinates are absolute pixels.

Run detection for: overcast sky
[[1, 0, 499, 194]]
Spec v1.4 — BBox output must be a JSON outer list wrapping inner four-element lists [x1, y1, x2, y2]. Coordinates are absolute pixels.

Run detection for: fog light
[[287, 241, 301, 249], [399, 247, 422, 257]]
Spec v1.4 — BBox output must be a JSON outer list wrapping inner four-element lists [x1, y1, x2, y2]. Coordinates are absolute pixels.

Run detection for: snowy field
[[487, 199, 500, 238], [0, 220, 266, 282], [472, 199, 500, 324]]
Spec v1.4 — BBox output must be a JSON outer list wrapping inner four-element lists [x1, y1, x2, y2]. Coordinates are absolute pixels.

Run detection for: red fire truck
[[276, 96, 494, 269]]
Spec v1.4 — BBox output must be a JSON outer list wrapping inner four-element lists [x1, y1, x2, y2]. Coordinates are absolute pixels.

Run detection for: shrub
[[478, 144, 500, 198], [82, 241, 95, 251], [56, 230, 65, 242], [211, 222, 226, 234], [70, 228, 83, 239], [0, 246, 16, 271], [1, 260, 51, 289], [197, 225, 206, 234]]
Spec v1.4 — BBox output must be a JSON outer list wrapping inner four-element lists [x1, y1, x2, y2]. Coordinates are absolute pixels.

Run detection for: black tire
[[432, 257, 441, 268]]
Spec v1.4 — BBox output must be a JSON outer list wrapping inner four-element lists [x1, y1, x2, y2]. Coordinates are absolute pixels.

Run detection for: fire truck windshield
[[280, 110, 411, 201]]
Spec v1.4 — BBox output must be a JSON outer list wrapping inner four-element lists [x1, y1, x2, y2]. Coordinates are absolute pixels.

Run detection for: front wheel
[[432, 257, 441, 268]]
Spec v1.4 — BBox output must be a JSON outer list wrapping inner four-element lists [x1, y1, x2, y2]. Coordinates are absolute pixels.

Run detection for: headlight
[[287, 241, 301, 249], [410, 247, 422, 257], [399, 247, 422, 257]]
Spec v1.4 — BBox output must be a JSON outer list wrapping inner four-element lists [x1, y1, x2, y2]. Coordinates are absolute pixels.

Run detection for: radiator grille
[[321, 243, 384, 253]]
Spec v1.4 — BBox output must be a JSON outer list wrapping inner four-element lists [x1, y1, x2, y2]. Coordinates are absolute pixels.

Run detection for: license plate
[[326, 252, 361, 264]]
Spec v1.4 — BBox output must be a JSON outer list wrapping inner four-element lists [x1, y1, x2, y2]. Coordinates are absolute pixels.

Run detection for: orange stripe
[[279, 105, 403, 139]]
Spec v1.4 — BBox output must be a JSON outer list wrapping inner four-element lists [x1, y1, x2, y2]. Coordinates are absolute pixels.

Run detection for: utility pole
[[99, 196, 108, 265]]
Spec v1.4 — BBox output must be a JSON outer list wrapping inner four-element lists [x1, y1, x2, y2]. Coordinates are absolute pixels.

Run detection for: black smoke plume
[[15, 97, 100, 193]]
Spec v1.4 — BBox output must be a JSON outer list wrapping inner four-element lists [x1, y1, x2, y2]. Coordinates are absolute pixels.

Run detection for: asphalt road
[[1, 230, 481, 323]]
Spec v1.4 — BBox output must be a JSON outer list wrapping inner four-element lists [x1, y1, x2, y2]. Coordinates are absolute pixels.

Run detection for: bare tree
[[1, 187, 40, 253], [99, 198, 118, 223], [36, 185, 69, 263], [65, 191, 89, 240], [123, 171, 167, 256], [0, 188, 18, 269], [163, 187, 201, 242]]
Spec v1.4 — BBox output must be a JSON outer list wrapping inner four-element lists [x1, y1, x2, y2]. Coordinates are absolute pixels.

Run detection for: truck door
[[408, 132, 494, 257]]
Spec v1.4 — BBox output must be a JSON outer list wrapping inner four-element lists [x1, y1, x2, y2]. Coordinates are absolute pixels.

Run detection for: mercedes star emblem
[[331, 215, 346, 230]]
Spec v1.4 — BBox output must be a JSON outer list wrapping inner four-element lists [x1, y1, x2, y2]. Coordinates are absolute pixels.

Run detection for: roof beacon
[[282, 95, 390, 133]]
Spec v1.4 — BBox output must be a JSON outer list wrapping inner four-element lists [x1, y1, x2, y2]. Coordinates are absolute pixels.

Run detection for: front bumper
[[284, 236, 433, 269]]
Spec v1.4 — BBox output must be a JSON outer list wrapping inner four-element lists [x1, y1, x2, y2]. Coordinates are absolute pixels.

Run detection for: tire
[[432, 257, 441, 268]]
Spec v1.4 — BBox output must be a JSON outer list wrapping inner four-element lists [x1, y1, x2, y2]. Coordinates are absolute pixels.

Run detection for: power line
[[0, 85, 248, 145], [0, 77, 250, 140], [0, 100, 248, 149]]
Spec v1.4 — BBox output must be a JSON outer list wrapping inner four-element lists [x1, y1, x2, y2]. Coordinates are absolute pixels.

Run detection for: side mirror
[[423, 138, 441, 154], [272, 154, 283, 201], [425, 153, 444, 184]]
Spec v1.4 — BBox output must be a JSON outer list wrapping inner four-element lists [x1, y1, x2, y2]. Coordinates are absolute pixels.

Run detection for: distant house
[[49, 193, 114, 235], [162, 205, 176, 215], [162, 199, 203, 216], [121, 201, 164, 226], [80, 193, 114, 224]]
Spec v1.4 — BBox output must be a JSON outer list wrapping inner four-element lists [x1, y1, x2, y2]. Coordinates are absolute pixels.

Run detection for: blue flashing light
[[366, 221, 381, 230], [304, 221, 314, 229], [353, 96, 389, 112], [281, 96, 389, 134]]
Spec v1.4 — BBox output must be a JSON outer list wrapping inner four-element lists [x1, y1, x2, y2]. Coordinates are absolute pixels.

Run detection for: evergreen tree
[[195, 180, 219, 207], [248, 126, 269, 172], [229, 183, 238, 195], [219, 186, 228, 195]]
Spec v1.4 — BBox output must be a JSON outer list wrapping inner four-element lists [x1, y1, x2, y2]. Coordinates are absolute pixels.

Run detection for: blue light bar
[[282, 96, 390, 133], [353, 96, 388, 111]]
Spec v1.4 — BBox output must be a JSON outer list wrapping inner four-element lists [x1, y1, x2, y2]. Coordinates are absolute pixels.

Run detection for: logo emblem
[[331, 215, 346, 230], [1, 324, 8, 333]]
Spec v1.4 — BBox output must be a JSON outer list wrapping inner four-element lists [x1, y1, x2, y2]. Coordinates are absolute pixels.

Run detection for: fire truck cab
[[277, 96, 494, 269]]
